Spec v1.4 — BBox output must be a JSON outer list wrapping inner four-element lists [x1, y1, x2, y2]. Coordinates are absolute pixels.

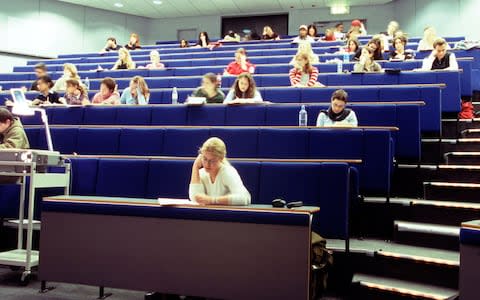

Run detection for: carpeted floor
[[0, 268, 343, 300], [0, 267, 149, 300]]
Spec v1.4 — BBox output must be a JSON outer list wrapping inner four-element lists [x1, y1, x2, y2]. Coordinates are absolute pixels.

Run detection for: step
[[327, 238, 459, 264], [442, 118, 480, 139], [329, 238, 459, 289], [461, 128, 480, 138], [424, 181, 480, 202], [365, 197, 480, 227], [445, 152, 480, 165], [393, 164, 480, 197], [422, 138, 480, 164], [394, 220, 460, 250], [351, 273, 458, 300]]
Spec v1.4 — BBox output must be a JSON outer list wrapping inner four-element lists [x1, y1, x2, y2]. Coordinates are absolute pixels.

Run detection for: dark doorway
[[221, 14, 288, 39]]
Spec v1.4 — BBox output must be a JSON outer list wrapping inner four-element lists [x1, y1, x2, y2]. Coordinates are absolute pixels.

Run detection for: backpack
[[310, 232, 334, 299], [459, 100, 474, 120]]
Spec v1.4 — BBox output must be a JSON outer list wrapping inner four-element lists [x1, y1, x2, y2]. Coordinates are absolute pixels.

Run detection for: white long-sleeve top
[[223, 89, 263, 103], [421, 52, 459, 71], [316, 110, 358, 127], [189, 164, 251, 206]]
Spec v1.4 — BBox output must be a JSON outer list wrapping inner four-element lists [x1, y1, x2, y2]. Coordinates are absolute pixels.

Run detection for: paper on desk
[[157, 198, 199, 206]]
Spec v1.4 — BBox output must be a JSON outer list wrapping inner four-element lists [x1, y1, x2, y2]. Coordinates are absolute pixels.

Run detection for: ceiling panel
[[57, 0, 393, 18]]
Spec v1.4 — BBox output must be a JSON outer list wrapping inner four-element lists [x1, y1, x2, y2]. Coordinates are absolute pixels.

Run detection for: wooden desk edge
[[43, 196, 320, 215]]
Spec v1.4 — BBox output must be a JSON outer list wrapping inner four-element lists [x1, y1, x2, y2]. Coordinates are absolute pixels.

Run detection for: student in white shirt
[[189, 137, 251, 206], [421, 38, 459, 71], [417, 26, 438, 51], [224, 72, 263, 103], [51, 63, 82, 93], [292, 25, 316, 44], [316, 89, 358, 127]]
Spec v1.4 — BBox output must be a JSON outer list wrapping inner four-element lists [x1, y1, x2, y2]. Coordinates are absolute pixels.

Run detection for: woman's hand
[[193, 154, 203, 170], [195, 194, 212, 205]]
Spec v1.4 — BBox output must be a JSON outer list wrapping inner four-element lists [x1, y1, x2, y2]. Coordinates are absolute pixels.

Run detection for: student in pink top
[[92, 77, 120, 105]]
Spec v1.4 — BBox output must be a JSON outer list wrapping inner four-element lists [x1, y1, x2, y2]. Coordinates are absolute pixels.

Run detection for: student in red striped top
[[289, 53, 324, 87]]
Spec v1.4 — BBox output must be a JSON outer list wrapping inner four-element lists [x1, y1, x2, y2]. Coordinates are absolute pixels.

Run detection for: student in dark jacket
[[100, 37, 122, 53], [390, 35, 413, 60], [125, 33, 141, 50], [31, 76, 61, 105]]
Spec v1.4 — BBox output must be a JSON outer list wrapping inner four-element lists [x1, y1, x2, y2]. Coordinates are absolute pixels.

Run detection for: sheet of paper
[[157, 198, 198, 206]]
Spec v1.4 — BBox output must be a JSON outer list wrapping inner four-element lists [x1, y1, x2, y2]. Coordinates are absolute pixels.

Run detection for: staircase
[[325, 118, 480, 300]]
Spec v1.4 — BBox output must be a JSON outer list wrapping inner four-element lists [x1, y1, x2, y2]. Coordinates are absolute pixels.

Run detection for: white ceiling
[[57, 0, 393, 19]]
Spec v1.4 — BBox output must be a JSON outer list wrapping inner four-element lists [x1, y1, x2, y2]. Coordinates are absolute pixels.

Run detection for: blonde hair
[[263, 26, 273, 36], [199, 137, 228, 163], [63, 63, 80, 80], [295, 42, 318, 64], [131, 76, 150, 101], [116, 48, 136, 69], [150, 50, 160, 63], [387, 21, 400, 36], [423, 26, 437, 47]]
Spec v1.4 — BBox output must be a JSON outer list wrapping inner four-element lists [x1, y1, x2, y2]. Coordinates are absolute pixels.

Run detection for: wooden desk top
[[43, 195, 320, 215]]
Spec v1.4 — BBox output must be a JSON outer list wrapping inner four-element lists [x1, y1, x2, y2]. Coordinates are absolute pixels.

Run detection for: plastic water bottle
[[299, 105, 308, 127], [217, 74, 222, 88], [343, 52, 349, 63], [172, 87, 178, 104], [84, 77, 90, 90], [337, 60, 343, 73]]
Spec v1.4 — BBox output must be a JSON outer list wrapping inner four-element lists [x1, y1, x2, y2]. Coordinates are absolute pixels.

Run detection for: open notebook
[[157, 198, 199, 206]]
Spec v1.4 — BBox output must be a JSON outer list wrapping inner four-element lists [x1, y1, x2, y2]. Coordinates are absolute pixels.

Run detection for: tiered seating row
[[14, 85, 442, 133], [25, 127, 393, 196], [5, 59, 473, 98], [152, 36, 464, 46], [66, 157, 359, 239], [20, 103, 421, 160]]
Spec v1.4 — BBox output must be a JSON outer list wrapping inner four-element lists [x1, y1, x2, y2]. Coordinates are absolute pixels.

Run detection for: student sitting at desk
[[120, 76, 150, 105], [289, 53, 324, 87], [421, 38, 459, 71], [224, 73, 263, 104], [316, 89, 358, 127], [60, 79, 90, 105], [353, 47, 382, 73], [0, 108, 30, 184], [189, 137, 251, 206], [32, 76, 61, 105], [390, 35, 413, 60], [192, 73, 225, 103]]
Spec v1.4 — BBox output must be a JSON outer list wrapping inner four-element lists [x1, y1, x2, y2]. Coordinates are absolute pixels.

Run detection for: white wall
[[148, 15, 222, 42], [0, 0, 152, 59], [393, 0, 479, 40]]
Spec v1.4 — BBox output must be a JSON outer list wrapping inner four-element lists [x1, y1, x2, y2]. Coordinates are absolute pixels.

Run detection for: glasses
[[202, 157, 219, 165]]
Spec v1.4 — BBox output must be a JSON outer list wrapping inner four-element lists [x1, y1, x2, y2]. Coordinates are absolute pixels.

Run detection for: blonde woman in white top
[[189, 137, 251, 206], [289, 42, 319, 65], [51, 63, 81, 93]]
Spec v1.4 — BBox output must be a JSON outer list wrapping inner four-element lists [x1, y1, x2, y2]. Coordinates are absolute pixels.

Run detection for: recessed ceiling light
[[114, 3, 124, 7], [153, 0, 162, 4]]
